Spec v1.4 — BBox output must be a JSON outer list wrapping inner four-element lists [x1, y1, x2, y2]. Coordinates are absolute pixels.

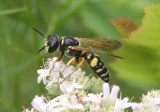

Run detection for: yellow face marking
[[44, 41, 49, 53], [61, 38, 64, 45], [45, 46, 49, 53], [44, 40, 48, 46], [87, 55, 91, 59], [90, 58, 98, 67]]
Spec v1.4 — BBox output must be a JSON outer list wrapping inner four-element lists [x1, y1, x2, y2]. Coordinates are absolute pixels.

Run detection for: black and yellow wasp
[[32, 27, 122, 83]]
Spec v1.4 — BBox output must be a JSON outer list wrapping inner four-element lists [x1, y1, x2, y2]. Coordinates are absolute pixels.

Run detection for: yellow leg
[[75, 57, 85, 70], [66, 57, 76, 66], [61, 57, 85, 83], [61, 57, 76, 73]]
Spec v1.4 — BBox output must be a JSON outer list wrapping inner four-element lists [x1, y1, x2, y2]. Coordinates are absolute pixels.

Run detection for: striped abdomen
[[82, 51, 109, 82]]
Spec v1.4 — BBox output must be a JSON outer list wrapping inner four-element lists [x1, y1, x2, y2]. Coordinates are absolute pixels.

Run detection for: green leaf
[[111, 4, 160, 88], [108, 18, 138, 37], [0, 7, 27, 16]]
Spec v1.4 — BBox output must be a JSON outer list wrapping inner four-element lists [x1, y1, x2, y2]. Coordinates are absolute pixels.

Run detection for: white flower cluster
[[23, 57, 160, 112], [37, 57, 85, 85], [132, 90, 160, 112]]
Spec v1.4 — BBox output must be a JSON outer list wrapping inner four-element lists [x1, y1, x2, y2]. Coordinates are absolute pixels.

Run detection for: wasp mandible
[[32, 27, 122, 83]]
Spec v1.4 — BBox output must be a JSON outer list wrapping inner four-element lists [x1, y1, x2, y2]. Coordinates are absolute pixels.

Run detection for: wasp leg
[[75, 57, 85, 69], [49, 53, 64, 77], [61, 57, 76, 73], [60, 57, 85, 83]]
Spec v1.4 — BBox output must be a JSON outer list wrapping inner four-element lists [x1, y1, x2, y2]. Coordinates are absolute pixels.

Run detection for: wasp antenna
[[32, 27, 46, 40], [37, 46, 45, 54]]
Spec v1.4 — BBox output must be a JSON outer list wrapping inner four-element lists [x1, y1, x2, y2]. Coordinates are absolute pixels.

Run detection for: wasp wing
[[74, 37, 122, 52], [69, 46, 123, 59]]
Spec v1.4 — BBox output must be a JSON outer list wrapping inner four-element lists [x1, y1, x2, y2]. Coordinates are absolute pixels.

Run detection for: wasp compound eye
[[46, 35, 59, 53]]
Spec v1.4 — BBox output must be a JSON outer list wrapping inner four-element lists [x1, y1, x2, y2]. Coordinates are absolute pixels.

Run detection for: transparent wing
[[69, 46, 123, 59], [74, 37, 122, 52]]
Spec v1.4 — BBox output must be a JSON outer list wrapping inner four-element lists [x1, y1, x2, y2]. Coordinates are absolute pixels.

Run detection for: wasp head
[[44, 35, 59, 53], [32, 27, 59, 54]]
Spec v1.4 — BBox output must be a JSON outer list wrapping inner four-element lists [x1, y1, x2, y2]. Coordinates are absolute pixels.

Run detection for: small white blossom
[[37, 69, 50, 84], [114, 97, 133, 112], [37, 57, 85, 94], [81, 83, 133, 112], [103, 83, 109, 98], [31, 95, 47, 112], [82, 93, 102, 105], [60, 81, 83, 93], [132, 90, 160, 112], [47, 93, 84, 111], [109, 85, 120, 104], [102, 83, 120, 106], [132, 103, 145, 112], [23, 108, 34, 112]]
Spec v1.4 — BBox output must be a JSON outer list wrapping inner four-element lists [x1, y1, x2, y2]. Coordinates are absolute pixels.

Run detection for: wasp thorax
[[45, 35, 59, 53]]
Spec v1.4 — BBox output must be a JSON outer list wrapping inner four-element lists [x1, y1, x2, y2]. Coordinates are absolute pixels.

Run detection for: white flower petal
[[37, 69, 49, 84], [131, 103, 144, 112], [87, 93, 97, 102], [23, 108, 34, 112], [31, 95, 46, 112], [60, 82, 72, 93], [110, 85, 120, 103], [62, 103, 84, 110], [52, 57, 58, 62], [60, 82, 83, 93], [114, 97, 132, 112], [54, 62, 60, 69], [103, 83, 110, 98], [72, 83, 83, 89]]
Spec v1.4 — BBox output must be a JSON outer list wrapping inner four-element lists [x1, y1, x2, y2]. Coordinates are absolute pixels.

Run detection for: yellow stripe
[[96, 67, 104, 73], [104, 77, 109, 81], [87, 55, 91, 59], [101, 73, 107, 77], [90, 58, 98, 67], [96, 66, 105, 73], [100, 71, 109, 77], [61, 38, 64, 45]]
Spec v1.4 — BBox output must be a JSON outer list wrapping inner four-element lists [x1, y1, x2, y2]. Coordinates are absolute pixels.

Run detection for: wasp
[[32, 27, 122, 83]]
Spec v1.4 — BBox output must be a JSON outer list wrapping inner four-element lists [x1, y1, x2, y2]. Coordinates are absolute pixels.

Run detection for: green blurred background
[[0, 0, 159, 111]]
